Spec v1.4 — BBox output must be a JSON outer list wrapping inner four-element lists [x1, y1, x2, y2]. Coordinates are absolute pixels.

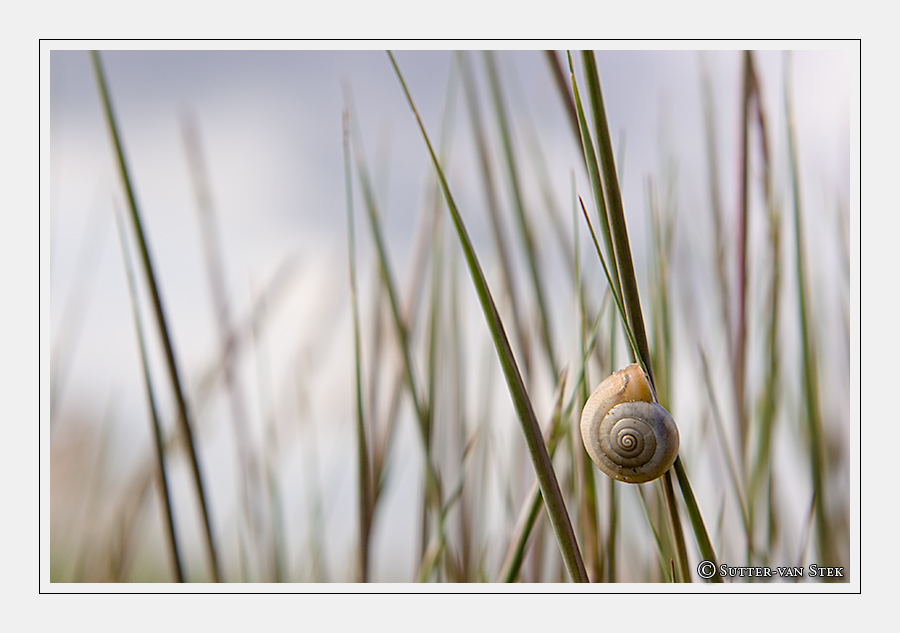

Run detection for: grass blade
[[578, 51, 653, 383], [343, 90, 444, 535], [571, 50, 721, 582], [91, 50, 220, 582], [784, 53, 831, 567], [483, 51, 558, 378], [673, 457, 722, 582], [114, 207, 184, 582], [342, 112, 373, 582], [458, 51, 532, 378], [567, 52, 622, 306], [389, 51, 588, 583]]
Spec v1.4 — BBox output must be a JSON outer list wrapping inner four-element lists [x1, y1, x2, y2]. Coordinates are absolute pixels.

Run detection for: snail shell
[[580, 363, 679, 484]]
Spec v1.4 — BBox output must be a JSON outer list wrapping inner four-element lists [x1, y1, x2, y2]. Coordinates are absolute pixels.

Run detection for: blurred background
[[44, 46, 855, 583]]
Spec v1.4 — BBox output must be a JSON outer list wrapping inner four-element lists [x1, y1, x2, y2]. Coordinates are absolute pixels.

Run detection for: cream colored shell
[[580, 363, 679, 484]]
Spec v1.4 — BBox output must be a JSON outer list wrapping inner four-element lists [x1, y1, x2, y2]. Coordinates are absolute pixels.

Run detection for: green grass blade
[[734, 51, 756, 461], [784, 53, 830, 567], [458, 51, 532, 378], [500, 305, 606, 582], [572, 50, 720, 583], [567, 52, 622, 305], [580, 198, 641, 364], [91, 50, 220, 582], [543, 50, 582, 149], [389, 51, 588, 583], [342, 112, 372, 582], [673, 456, 722, 582], [343, 90, 444, 528], [579, 50, 653, 384], [634, 483, 671, 581], [113, 209, 184, 582], [699, 53, 735, 367], [661, 470, 690, 582], [573, 178, 602, 582], [483, 51, 558, 378], [645, 177, 674, 407]]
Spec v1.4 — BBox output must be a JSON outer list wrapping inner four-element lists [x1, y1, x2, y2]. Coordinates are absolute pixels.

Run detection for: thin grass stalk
[[114, 209, 184, 583], [700, 53, 735, 368], [420, 64, 460, 571], [498, 368, 569, 582], [573, 178, 601, 582], [458, 51, 532, 379], [421, 191, 446, 580], [496, 53, 594, 321], [673, 456, 722, 582], [605, 472, 618, 581], [603, 281, 620, 583], [499, 307, 604, 582], [579, 51, 654, 384], [580, 199, 642, 363], [646, 176, 675, 407], [448, 245, 474, 580], [567, 53, 622, 305], [572, 50, 719, 582], [734, 51, 755, 461], [370, 343, 405, 505], [544, 50, 582, 149], [181, 108, 268, 579], [794, 491, 818, 573], [784, 54, 830, 568], [634, 484, 672, 582], [483, 51, 558, 379], [90, 50, 220, 582], [344, 98, 444, 532], [247, 278, 291, 582], [749, 105, 781, 569], [292, 364, 329, 581], [263, 434, 286, 582], [98, 259, 294, 576], [342, 112, 373, 582], [699, 348, 751, 543], [389, 51, 588, 583], [365, 190, 437, 515], [661, 470, 690, 582]]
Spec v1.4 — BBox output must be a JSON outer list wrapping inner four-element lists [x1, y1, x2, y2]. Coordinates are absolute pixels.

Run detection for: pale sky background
[[40, 42, 858, 589]]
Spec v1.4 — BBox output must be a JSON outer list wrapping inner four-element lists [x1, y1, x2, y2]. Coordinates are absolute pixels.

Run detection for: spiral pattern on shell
[[580, 364, 680, 484], [594, 401, 678, 483]]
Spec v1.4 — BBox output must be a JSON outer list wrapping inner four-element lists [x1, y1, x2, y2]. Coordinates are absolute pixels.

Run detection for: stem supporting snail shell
[[580, 363, 679, 484]]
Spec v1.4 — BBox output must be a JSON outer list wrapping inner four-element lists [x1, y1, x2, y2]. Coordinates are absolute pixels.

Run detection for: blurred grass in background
[[47, 48, 853, 583]]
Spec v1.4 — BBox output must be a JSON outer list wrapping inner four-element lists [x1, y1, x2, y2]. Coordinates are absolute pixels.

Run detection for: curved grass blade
[[673, 456, 722, 582], [498, 368, 569, 582], [114, 208, 184, 582], [91, 50, 220, 582], [389, 51, 588, 583], [500, 305, 605, 582], [458, 51, 532, 379], [343, 91, 444, 529], [567, 52, 622, 306], [483, 51, 558, 378], [544, 50, 582, 149], [784, 53, 830, 567], [570, 50, 722, 582], [342, 112, 372, 582], [578, 50, 653, 385]]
